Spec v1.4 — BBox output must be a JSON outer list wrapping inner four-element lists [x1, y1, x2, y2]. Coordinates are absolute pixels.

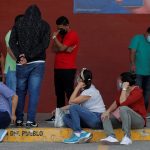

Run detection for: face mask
[[147, 35, 150, 42], [59, 28, 67, 36], [117, 82, 123, 90]]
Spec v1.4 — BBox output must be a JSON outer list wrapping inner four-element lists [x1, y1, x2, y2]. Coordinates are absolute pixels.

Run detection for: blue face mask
[[147, 35, 150, 42]]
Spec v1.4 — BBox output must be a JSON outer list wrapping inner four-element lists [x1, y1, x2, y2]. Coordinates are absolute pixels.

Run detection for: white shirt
[[80, 84, 106, 113]]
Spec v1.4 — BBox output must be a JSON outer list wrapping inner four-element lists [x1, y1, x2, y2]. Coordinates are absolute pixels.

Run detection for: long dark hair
[[80, 68, 92, 89]]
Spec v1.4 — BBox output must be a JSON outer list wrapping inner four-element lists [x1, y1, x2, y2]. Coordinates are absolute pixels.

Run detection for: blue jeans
[[5, 67, 16, 92], [63, 105, 103, 132], [0, 111, 11, 129], [136, 75, 150, 110], [16, 63, 45, 122]]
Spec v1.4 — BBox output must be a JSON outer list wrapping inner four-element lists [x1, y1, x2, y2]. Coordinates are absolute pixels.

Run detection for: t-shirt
[[129, 34, 150, 75], [80, 84, 106, 113], [0, 82, 15, 117], [4, 30, 16, 74], [54, 30, 79, 69], [115, 87, 146, 124]]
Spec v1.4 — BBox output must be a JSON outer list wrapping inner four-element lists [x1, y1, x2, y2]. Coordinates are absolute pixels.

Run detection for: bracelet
[[52, 35, 56, 39], [122, 88, 127, 91]]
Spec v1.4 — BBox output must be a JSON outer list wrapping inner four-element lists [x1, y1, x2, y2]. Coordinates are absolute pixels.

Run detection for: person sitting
[[0, 82, 18, 142], [100, 72, 146, 145], [62, 68, 106, 144]]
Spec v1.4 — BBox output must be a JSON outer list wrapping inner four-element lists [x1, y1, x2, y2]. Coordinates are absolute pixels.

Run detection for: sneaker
[[16, 120, 24, 127], [64, 134, 81, 144], [26, 121, 38, 128], [100, 136, 119, 144], [146, 116, 150, 119], [79, 131, 92, 143], [45, 116, 55, 121], [120, 135, 132, 145], [0, 129, 7, 142], [64, 131, 92, 144]]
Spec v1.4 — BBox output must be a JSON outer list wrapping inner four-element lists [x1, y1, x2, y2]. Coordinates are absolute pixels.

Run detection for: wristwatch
[[52, 35, 56, 39]]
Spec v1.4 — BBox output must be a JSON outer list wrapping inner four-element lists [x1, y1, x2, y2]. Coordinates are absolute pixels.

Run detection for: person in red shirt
[[100, 72, 146, 145], [48, 16, 79, 121]]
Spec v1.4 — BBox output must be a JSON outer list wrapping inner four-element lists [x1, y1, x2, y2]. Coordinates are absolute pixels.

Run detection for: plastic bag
[[54, 108, 65, 127]]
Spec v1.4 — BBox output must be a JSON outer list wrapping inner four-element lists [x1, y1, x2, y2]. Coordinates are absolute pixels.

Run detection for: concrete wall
[[0, 0, 149, 112]]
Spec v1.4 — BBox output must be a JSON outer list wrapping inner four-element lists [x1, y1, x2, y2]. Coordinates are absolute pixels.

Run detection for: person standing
[[46, 16, 79, 121], [52, 16, 79, 111], [4, 15, 23, 92], [9, 5, 51, 127], [0, 82, 18, 142], [129, 27, 150, 111]]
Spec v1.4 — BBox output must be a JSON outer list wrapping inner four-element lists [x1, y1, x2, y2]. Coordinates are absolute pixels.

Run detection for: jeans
[[136, 75, 150, 110], [0, 111, 11, 129], [5, 67, 16, 92], [16, 63, 45, 122], [54, 69, 76, 107], [63, 104, 103, 132]]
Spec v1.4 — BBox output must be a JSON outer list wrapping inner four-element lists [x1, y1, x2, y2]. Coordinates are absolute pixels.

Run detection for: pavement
[[2, 113, 150, 142]]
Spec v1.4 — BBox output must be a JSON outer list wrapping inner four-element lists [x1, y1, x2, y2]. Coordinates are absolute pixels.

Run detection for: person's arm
[[119, 82, 130, 103], [7, 48, 16, 60], [11, 94, 18, 123], [101, 101, 117, 121], [52, 36, 68, 52], [9, 26, 20, 61], [129, 50, 136, 72], [69, 82, 90, 104], [0, 52, 5, 82], [120, 88, 143, 106], [60, 105, 71, 110]]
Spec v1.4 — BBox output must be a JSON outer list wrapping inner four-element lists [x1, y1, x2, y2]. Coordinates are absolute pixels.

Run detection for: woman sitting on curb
[[100, 72, 146, 145], [62, 68, 106, 144]]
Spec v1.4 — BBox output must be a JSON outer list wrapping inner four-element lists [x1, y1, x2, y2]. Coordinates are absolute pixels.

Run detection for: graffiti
[[9, 130, 44, 137]]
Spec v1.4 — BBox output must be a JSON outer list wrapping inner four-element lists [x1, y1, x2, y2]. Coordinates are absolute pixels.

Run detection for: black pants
[[0, 111, 11, 129], [54, 69, 76, 108]]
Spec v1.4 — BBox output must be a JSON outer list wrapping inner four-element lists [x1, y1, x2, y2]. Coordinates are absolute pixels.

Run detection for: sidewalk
[[3, 113, 150, 143]]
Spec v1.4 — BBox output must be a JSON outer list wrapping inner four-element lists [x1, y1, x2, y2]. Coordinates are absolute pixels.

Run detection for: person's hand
[[101, 111, 110, 121], [76, 81, 85, 89], [52, 30, 60, 39], [122, 82, 129, 89], [130, 64, 136, 73], [66, 45, 77, 53], [11, 114, 16, 124]]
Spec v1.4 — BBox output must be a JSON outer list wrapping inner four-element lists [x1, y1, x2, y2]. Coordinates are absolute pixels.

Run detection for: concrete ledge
[[3, 128, 150, 142]]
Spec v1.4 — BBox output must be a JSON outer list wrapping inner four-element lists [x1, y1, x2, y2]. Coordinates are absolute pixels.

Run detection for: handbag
[[54, 108, 66, 127]]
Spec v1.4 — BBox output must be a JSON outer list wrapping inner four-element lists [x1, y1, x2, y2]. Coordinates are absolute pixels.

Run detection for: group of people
[[0, 4, 150, 146]]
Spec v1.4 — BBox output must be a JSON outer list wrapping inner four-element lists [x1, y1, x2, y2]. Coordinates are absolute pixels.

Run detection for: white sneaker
[[120, 135, 132, 145], [100, 136, 119, 144], [0, 129, 7, 142]]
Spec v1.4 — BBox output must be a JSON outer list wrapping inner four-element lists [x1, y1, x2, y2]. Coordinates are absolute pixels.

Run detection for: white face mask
[[147, 35, 150, 42], [118, 82, 123, 89]]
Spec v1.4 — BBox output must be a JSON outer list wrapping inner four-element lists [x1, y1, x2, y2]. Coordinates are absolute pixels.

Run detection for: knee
[[69, 104, 80, 112], [119, 106, 131, 116], [120, 106, 129, 112]]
